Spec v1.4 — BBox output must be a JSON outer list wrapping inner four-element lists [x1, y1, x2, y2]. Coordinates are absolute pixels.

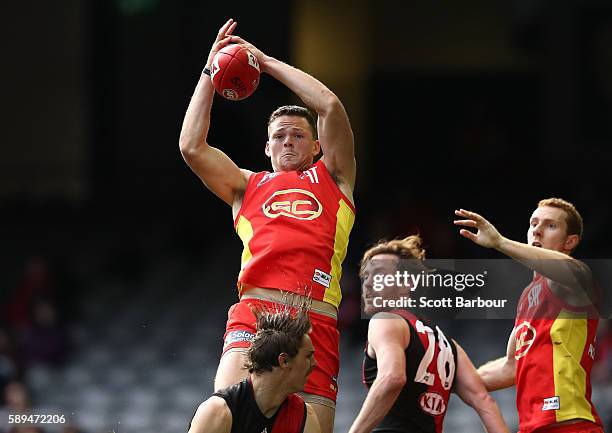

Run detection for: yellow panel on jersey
[[550, 310, 595, 423], [236, 215, 254, 277], [324, 199, 355, 307]]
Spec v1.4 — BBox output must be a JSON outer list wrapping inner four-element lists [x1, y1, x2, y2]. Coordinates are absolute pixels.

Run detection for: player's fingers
[[454, 209, 473, 219], [225, 21, 237, 36], [229, 35, 248, 45], [454, 219, 477, 228], [213, 36, 233, 50], [459, 209, 486, 223], [459, 229, 478, 242], [217, 18, 234, 38]]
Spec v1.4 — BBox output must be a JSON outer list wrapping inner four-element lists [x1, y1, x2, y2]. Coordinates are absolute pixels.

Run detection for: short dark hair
[[268, 105, 318, 139], [244, 298, 312, 374]]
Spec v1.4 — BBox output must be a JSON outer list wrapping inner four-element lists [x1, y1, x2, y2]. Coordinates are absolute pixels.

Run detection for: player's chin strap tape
[[202, 67, 211, 76]]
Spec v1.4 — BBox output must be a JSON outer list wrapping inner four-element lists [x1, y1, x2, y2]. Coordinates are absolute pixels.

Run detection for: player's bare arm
[[304, 403, 322, 433], [477, 326, 516, 392], [453, 342, 510, 433], [348, 313, 409, 433], [179, 19, 252, 207], [228, 35, 356, 200], [188, 396, 232, 433], [453, 208, 593, 297]]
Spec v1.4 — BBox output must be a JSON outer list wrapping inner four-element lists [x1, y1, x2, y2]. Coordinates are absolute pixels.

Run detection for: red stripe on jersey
[[271, 393, 307, 433]]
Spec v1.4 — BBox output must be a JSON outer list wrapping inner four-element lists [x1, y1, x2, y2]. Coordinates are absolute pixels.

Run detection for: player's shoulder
[[204, 395, 232, 417], [371, 311, 407, 321], [190, 396, 232, 433], [240, 168, 255, 178], [368, 312, 410, 345]]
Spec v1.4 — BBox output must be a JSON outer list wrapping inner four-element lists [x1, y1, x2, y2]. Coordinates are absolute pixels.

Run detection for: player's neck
[[250, 373, 291, 418]]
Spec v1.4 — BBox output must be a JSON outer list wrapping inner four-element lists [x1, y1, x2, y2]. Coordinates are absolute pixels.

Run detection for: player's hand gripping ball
[[210, 44, 260, 100]]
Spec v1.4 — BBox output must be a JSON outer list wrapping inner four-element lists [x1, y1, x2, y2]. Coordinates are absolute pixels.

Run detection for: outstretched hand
[[206, 19, 238, 67], [454, 209, 503, 249]]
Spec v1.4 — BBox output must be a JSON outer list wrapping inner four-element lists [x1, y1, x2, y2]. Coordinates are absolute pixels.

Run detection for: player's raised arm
[[453, 343, 511, 433], [228, 35, 356, 196], [179, 19, 251, 207], [453, 208, 593, 295], [477, 326, 516, 392], [188, 396, 232, 433], [348, 314, 409, 433]]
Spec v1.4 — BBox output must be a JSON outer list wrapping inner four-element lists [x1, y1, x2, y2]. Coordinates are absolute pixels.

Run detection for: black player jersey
[[212, 378, 307, 433], [362, 311, 458, 433]]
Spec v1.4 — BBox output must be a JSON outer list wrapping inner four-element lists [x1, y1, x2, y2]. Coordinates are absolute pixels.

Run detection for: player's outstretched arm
[[453, 342, 511, 433], [179, 19, 251, 207], [477, 326, 516, 392], [348, 313, 409, 433], [188, 396, 232, 433], [228, 35, 356, 195], [453, 208, 592, 293], [304, 403, 322, 433]]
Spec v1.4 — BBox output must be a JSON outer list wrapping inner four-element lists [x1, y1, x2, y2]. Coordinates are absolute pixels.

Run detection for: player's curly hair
[[268, 105, 318, 139], [359, 234, 427, 277], [244, 296, 312, 374], [538, 197, 583, 239]]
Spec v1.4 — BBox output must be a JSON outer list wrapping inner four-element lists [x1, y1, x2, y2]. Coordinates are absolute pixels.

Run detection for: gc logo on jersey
[[514, 321, 537, 360], [419, 392, 446, 416], [262, 189, 322, 220]]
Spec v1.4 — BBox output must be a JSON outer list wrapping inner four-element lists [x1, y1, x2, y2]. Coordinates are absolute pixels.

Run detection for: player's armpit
[[180, 144, 251, 206], [188, 396, 232, 433], [304, 403, 322, 433]]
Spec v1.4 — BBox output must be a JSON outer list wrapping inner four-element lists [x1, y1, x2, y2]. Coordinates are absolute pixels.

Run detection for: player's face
[[527, 206, 577, 254], [361, 254, 402, 315], [266, 116, 320, 172], [287, 334, 316, 391]]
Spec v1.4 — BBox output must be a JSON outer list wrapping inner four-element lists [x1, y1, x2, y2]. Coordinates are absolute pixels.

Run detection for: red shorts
[[222, 298, 340, 402], [525, 421, 604, 433]]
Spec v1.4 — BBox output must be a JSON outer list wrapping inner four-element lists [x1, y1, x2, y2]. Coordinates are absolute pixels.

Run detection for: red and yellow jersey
[[514, 274, 602, 433], [234, 160, 355, 308]]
